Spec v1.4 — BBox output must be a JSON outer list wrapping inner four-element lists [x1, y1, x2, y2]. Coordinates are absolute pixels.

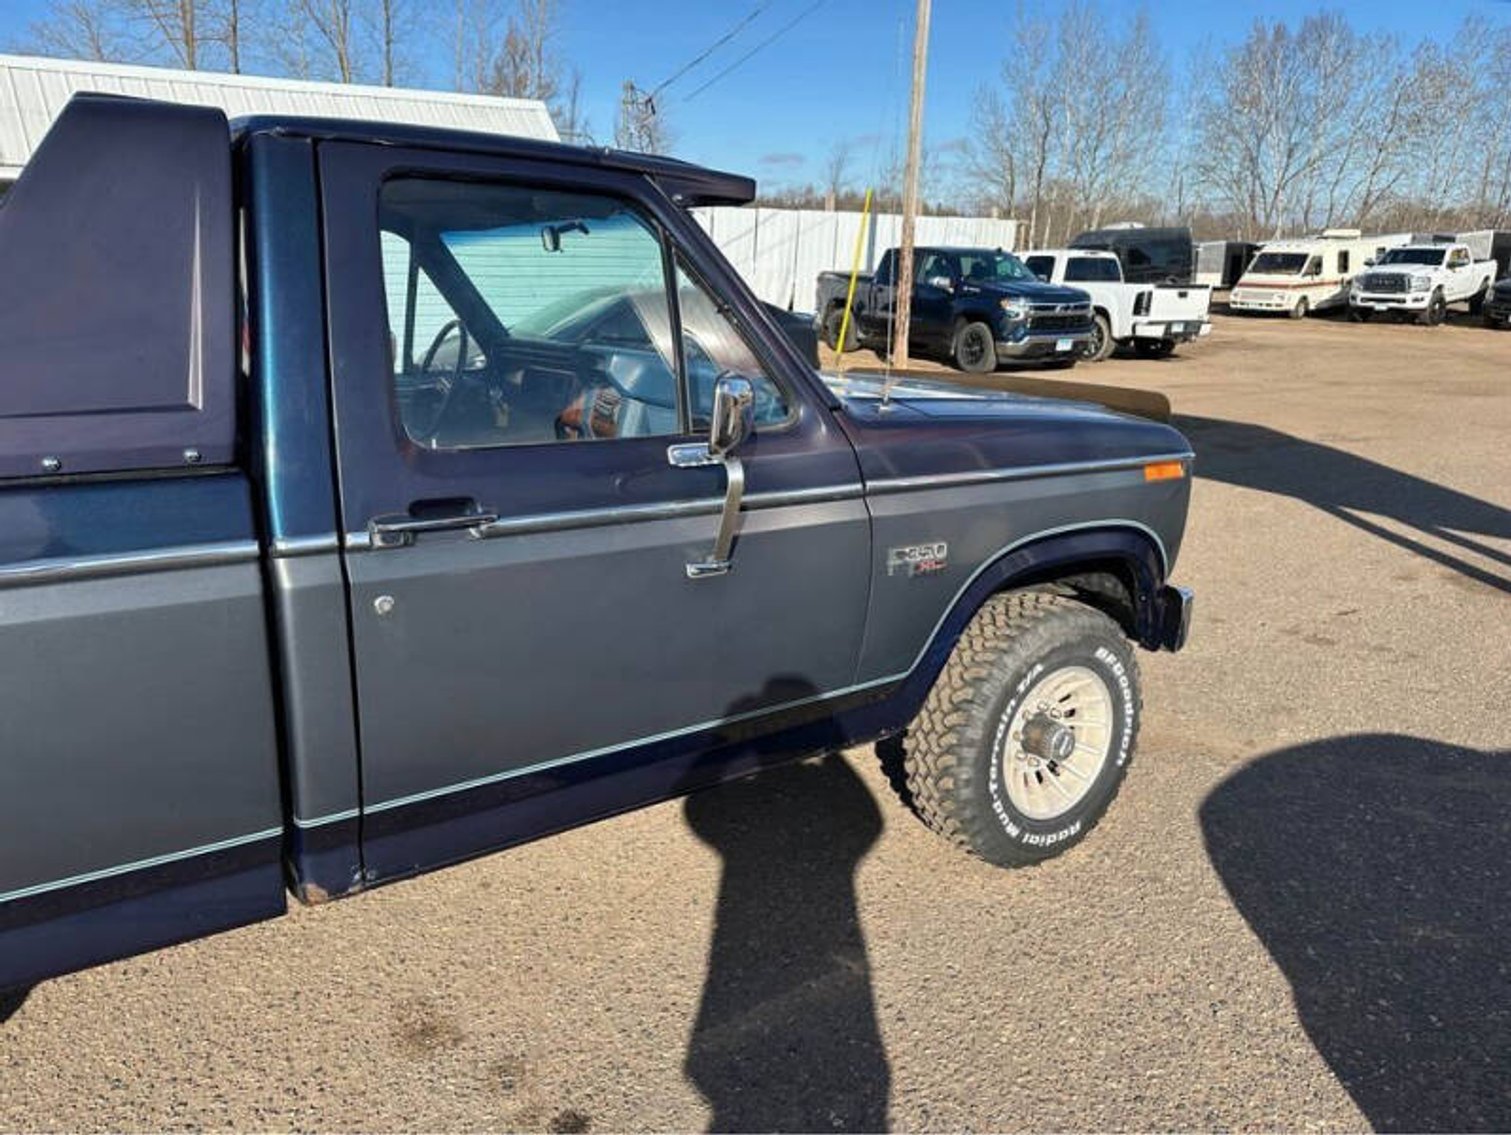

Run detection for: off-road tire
[[953, 320, 998, 374], [822, 306, 858, 353], [1082, 312, 1114, 362], [899, 591, 1142, 868], [1290, 296, 1310, 320], [1421, 289, 1447, 326]]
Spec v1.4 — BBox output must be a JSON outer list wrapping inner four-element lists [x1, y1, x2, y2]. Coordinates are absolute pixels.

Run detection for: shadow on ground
[[1201, 734, 1511, 1131], [1180, 414, 1511, 594], [683, 752, 889, 1132], [0, 986, 28, 1023]]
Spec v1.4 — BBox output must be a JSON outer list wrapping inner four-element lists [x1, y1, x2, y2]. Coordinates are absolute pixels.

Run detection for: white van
[[1229, 229, 1408, 318]]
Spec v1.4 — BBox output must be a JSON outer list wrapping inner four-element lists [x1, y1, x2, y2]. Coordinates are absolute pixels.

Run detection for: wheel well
[[998, 560, 1139, 640]]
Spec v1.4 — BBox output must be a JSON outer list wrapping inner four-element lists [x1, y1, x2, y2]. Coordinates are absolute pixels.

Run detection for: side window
[[675, 257, 791, 429], [1338, 250, 1350, 274], [1304, 256, 1322, 276], [1065, 257, 1119, 282], [1024, 255, 1055, 280], [379, 178, 679, 448]]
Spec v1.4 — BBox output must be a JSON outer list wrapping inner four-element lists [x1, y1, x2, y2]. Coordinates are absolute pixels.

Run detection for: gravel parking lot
[[1, 311, 1506, 1132]]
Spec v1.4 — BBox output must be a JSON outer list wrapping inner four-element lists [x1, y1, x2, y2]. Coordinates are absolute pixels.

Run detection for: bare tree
[[821, 139, 853, 210], [25, 0, 130, 61]]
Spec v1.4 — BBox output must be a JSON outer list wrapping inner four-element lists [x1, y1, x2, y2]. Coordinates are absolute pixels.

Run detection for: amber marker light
[[1143, 460, 1186, 482]]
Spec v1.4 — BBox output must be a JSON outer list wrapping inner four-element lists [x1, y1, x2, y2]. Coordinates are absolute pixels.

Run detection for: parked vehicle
[[1229, 229, 1404, 318], [1411, 229, 1511, 283], [816, 246, 1094, 373], [0, 95, 1195, 993], [1348, 241, 1498, 325], [1022, 248, 1213, 362], [1482, 277, 1511, 328], [1194, 240, 1259, 289], [1069, 225, 1194, 285]]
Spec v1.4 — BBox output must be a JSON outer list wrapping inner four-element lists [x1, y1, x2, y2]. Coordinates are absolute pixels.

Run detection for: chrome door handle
[[368, 506, 499, 549]]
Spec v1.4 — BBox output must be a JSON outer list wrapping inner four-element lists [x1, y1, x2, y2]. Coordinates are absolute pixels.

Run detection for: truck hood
[[827, 373, 1191, 485], [957, 279, 1090, 306]]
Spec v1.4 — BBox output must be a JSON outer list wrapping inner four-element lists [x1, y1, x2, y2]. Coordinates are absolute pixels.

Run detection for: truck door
[[859, 249, 898, 343], [317, 143, 870, 879]]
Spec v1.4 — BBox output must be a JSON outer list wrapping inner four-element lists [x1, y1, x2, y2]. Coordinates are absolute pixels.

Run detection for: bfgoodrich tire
[[898, 591, 1141, 868]]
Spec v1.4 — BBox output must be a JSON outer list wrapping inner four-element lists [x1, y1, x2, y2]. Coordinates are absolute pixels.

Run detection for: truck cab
[[0, 96, 1194, 994]]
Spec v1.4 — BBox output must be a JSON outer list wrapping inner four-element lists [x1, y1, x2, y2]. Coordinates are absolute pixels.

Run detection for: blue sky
[[3, 0, 1508, 185]]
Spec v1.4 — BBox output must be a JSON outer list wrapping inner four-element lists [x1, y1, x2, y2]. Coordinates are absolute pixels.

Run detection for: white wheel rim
[[999, 665, 1114, 821]]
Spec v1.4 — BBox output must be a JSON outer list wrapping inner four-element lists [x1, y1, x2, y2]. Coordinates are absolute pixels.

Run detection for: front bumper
[[1350, 291, 1429, 311], [994, 328, 1092, 359], [1150, 584, 1194, 652], [1481, 295, 1511, 322], [1228, 290, 1297, 312]]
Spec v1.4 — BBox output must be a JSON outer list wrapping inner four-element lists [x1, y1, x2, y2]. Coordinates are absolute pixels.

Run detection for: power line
[[649, 3, 771, 98], [682, 0, 830, 103]]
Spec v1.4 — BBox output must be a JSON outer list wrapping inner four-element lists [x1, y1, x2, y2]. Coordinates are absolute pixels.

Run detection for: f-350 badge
[[887, 541, 949, 578]]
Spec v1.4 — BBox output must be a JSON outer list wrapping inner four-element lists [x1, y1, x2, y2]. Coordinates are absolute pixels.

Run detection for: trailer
[[1195, 241, 1259, 289]]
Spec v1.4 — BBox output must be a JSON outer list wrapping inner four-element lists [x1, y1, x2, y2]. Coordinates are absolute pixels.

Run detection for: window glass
[[1065, 257, 1121, 282], [1024, 255, 1054, 280], [1338, 250, 1351, 274], [675, 257, 790, 429], [379, 179, 681, 448]]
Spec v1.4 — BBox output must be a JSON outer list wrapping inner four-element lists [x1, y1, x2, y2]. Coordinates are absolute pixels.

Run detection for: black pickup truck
[[816, 246, 1095, 373], [0, 95, 1193, 995]]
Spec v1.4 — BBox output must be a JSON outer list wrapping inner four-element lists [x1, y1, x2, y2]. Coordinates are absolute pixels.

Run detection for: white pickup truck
[[1348, 242, 1497, 325], [1024, 249, 1212, 361]]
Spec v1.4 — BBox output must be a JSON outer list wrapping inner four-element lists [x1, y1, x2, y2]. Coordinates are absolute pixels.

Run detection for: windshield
[[956, 251, 1038, 283], [1248, 252, 1308, 275], [1377, 248, 1446, 267]]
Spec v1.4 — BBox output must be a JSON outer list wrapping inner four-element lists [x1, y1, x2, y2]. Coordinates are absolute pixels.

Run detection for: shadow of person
[[1200, 735, 1511, 1131], [0, 985, 29, 1023], [1179, 414, 1511, 594], [683, 748, 889, 1132]]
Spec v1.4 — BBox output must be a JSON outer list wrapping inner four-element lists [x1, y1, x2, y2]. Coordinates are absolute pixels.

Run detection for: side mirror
[[708, 374, 754, 458], [1364, 258, 1375, 267], [926, 275, 955, 291]]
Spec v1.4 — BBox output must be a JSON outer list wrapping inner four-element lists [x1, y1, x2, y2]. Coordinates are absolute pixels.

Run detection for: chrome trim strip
[[865, 452, 1193, 496], [343, 484, 867, 548], [359, 517, 1168, 817], [270, 534, 341, 558], [291, 808, 361, 829], [0, 827, 282, 906], [0, 539, 260, 588]]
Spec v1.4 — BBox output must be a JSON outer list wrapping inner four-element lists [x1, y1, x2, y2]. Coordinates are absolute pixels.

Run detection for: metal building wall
[[694, 206, 1020, 311]]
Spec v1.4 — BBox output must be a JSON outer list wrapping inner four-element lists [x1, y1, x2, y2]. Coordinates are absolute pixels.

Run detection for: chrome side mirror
[[708, 373, 754, 458], [926, 274, 955, 291]]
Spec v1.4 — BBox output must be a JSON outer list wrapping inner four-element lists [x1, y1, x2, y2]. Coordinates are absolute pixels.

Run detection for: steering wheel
[[418, 319, 485, 441]]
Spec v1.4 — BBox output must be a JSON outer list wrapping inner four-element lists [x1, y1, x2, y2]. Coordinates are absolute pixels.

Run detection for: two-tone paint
[[0, 96, 1193, 993]]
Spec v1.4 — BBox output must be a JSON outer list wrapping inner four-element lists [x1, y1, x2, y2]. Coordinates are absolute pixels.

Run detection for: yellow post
[[833, 187, 873, 384]]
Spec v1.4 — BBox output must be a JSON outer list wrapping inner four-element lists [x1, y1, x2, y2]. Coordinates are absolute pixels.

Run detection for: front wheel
[[953, 320, 998, 374], [897, 591, 1141, 868], [1081, 312, 1114, 362], [1290, 296, 1310, 320], [1421, 289, 1447, 326], [1348, 305, 1371, 323]]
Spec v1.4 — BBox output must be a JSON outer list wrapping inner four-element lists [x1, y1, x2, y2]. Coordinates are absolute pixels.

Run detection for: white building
[[0, 53, 558, 186]]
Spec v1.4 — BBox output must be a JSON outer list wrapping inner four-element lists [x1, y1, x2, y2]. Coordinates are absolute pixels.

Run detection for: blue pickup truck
[[0, 95, 1193, 994], [816, 246, 1096, 372]]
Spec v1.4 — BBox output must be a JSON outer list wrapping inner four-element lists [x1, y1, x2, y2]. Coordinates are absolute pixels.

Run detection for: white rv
[[1229, 229, 1408, 318]]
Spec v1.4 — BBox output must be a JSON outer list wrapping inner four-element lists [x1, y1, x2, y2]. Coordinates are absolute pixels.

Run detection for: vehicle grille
[[1027, 303, 1092, 333], [1360, 272, 1408, 293]]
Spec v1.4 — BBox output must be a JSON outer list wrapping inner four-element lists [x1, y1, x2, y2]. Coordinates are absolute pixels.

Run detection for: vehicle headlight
[[999, 299, 1027, 320], [1410, 275, 1431, 292]]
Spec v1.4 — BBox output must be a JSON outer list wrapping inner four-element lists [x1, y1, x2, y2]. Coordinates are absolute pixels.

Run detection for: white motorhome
[[1228, 229, 1408, 318]]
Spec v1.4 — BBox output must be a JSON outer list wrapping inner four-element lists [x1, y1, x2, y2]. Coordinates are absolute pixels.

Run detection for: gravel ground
[[1, 310, 1507, 1132]]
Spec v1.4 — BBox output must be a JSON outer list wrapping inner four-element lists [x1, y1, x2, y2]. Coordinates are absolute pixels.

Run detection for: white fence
[[692, 206, 1019, 312]]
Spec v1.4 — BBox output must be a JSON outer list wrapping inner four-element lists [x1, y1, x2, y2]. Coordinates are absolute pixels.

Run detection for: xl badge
[[887, 541, 949, 578]]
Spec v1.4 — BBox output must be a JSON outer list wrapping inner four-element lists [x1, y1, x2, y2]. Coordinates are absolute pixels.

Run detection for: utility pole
[[891, 0, 931, 371]]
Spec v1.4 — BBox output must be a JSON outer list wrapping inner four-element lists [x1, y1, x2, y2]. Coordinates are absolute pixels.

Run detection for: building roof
[[0, 52, 559, 179]]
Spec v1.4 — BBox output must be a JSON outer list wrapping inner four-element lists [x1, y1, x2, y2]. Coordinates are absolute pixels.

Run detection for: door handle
[[368, 501, 499, 549]]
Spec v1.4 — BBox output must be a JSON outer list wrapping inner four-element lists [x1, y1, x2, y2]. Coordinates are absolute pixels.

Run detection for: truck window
[[1024, 255, 1054, 280], [1065, 257, 1121, 283], [379, 179, 683, 448], [674, 256, 790, 428], [1338, 250, 1350, 274]]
